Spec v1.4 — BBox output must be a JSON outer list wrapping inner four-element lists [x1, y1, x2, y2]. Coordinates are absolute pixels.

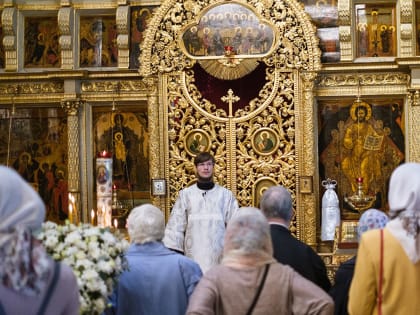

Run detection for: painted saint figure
[[189, 133, 206, 154], [341, 101, 382, 194], [257, 131, 274, 152]]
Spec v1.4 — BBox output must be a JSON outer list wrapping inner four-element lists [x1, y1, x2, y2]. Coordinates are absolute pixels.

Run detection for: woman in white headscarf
[[0, 166, 79, 315], [348, 163, 420, 314], [186, 207, 334, 315]]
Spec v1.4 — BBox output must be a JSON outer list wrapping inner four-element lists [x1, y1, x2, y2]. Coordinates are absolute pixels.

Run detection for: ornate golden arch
[[140, 0, 321, 246]]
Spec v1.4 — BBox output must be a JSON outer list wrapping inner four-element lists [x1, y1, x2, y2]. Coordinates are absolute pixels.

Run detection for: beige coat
[[186, 262, 334, 315]]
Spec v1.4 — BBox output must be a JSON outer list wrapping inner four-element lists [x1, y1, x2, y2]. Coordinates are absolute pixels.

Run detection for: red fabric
[[193, 63, 267, 113]]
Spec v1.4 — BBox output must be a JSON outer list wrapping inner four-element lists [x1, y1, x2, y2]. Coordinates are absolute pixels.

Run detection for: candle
[[91, 209, 95, 225], [68, 193, 78, 224], [69, 203, 73, 224], [98, 150, 112, 158], [114, 218, 118, 229]]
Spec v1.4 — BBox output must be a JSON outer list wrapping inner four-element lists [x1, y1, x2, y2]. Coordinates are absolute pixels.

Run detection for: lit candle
[[69, 203, 73, 224], [68, 193, 78, 224], [357, 177, 363, 183], [114, 218, 118, 229], [91, 209, 95, 225]]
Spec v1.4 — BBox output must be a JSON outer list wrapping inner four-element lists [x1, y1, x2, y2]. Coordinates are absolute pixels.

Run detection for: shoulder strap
[[246, 264, 270, 315], [0, 262, 61, 315], [37, 261, 61, 315], [378, 229, 384, 315], [0, 302, 6, 315]]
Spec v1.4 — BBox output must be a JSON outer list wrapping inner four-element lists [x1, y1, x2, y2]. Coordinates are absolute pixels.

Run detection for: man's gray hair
[[259, 186, 293, 223], [127, 204, 165, 244], [224, 207, 271, 255]]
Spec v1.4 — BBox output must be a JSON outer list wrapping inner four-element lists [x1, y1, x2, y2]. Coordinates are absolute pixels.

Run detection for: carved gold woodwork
[[62, 99, 82, 220], [58, 7, 74, 70], [407, 90, 420, 162], [116, 5, 130, 69], [140, 0, 321, 246], [2, 7, 17, 71]]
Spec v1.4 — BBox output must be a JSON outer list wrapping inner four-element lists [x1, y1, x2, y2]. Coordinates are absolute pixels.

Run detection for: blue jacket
[[110, 242, 202, 315]]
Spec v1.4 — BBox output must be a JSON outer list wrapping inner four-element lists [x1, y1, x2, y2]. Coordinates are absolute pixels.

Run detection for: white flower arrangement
[[37, 221, 129, 315]]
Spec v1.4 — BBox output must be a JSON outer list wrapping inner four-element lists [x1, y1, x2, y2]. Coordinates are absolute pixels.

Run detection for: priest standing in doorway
[[163, 152, 239, 273]]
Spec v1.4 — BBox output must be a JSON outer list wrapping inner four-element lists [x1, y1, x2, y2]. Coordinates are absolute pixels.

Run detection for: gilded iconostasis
[[1, 0, 420, 264]]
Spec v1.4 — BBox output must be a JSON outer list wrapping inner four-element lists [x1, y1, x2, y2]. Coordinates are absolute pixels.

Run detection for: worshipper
[[259, 185, 331, 292], [348, 162, 420, 314], [109, 203, 202, 315], [163, 152, 239, 272], [0, 165, 80, 315], [329, 208, 389, 315], [186, 207, 334, 315]]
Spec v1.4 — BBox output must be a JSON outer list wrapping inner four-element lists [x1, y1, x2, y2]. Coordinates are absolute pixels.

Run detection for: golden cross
[[221, 89, 240, 118]]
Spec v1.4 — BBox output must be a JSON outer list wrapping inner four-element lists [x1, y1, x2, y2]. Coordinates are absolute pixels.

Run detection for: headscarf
[[222, 207, 276, 268], [357, 208, 389, 240], [127, 204, 165, 244], [387, 162, 420, 263], [0, 166, 50, 295]]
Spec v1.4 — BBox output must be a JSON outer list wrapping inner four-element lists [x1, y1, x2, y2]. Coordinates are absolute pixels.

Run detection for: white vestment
[[163, 184, 239, 273]]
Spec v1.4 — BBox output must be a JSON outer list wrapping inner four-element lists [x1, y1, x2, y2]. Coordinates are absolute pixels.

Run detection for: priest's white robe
[[163, 184, 239, 273]]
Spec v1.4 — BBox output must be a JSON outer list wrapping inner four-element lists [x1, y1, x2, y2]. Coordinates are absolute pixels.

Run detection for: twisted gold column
[[62, 99, 83, 222]]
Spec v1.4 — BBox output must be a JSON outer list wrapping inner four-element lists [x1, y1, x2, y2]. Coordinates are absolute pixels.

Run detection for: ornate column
[[400, 0, 414, 57], [337, 0, 352, 61], [61, 99, 83, 222], [144, 77, 166, 215], [299, 71, 318, 247], [116, 5, 130, 69], [58, 6, 74, 70], [1, 7, 17, 72], [407, 90, 420, 162]]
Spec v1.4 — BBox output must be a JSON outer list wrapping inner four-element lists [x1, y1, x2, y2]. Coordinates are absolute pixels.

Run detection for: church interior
[[1, 0, 419, 276]]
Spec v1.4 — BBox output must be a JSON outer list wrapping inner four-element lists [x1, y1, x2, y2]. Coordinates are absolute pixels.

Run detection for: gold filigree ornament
[[199, 58, 259, 80]]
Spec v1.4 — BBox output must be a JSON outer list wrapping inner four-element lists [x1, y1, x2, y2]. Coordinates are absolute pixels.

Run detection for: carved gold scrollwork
[[144, 0, 320, 246], [61, 99, 81, 116], [61, 99, 83, 220]]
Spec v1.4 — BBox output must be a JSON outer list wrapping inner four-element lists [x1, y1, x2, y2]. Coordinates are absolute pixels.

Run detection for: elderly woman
[[110, 204, 202, 315], [186, 207, 334, 315], [0, 166, 79, 315], [348, 163, 420, 314], [329, 208, 389, 315]]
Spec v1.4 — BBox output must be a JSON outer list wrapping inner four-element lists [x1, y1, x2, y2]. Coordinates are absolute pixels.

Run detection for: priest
[[163, 152, 239, 273]]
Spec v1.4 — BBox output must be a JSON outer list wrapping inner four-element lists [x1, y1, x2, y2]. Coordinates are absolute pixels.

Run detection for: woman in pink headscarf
[[348, 163, 420, 314], [0, 166, 79, 315]]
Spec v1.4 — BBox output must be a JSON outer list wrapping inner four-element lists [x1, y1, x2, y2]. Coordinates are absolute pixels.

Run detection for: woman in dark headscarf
[[0, 166, 79, 315], [348, 163, 420, 314]]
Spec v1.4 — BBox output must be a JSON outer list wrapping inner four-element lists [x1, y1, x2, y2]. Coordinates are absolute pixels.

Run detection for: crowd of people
[[1, 152, 420, 314]]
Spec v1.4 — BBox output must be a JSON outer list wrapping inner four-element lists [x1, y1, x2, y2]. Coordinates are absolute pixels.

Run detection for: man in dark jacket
[[260, 185, 331, 292]]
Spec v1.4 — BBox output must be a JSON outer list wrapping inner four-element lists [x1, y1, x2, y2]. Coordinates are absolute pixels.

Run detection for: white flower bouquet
[[37, 221, 129, 315]]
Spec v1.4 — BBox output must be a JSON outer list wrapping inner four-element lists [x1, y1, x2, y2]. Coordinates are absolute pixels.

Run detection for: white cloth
[[387, 162, 420, 263], [163, 184, 239, 273], [321, 183, 340, 241]]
